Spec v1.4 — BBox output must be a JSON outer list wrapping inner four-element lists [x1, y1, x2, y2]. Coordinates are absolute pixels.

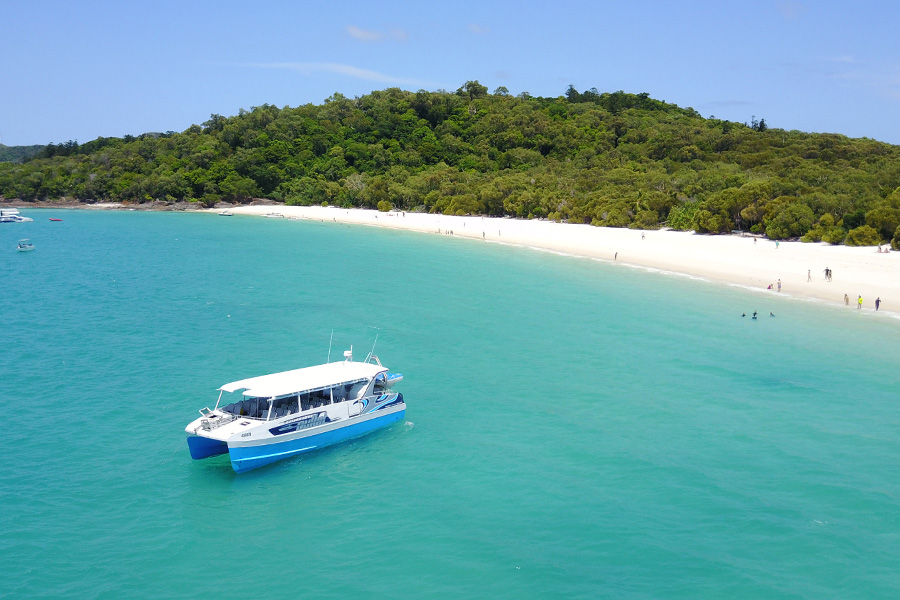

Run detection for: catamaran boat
[[185, 349, 405, 473], [1, 208, 33, 223]]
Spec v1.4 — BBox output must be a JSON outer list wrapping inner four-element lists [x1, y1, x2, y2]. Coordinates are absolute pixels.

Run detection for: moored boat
[[1, 208, 33, 223], [17, 239, 34, 252], [185, 349, 405, 473]]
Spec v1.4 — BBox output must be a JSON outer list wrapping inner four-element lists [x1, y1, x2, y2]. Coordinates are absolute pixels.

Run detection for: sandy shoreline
[[207, 205, 899, 316], [9, 200, 897, 315]]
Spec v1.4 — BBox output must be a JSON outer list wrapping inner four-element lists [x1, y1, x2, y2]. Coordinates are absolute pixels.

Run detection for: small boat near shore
[[49, 218, 63, 221], [264, 212, 284, 218], [17, 239, 34, 252], [1, 208, 33, 223], [185, 348, 405, 473], [219, 211, 233, 216]]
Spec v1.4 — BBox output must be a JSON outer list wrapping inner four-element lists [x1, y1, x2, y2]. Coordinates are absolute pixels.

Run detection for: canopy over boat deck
[[219, 360, 386, 398]]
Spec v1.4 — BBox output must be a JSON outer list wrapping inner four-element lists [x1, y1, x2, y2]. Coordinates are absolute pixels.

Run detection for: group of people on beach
[[844, 294, 882, 311]]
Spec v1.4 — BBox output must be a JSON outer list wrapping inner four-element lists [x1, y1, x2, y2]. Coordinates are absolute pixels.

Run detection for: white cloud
[[346, 25, 382, 42], [244, 62, 436, 87], [346, 25, 409, 43], [777, 1, 807, 20], [821, 60, 900, 104], [390, 29, 408, 41]]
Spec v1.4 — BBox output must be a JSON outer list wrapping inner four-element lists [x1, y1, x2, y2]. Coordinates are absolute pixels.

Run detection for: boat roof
[[219, 360, 387, 398]]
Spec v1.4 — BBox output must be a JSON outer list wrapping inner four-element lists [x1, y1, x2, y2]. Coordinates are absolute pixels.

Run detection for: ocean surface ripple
[[2, 210, 898, 599]]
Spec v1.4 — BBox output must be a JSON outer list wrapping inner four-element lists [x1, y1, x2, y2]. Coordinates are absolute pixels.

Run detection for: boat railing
[[199, 412, 238, 431], [197, 392, 400, 430]]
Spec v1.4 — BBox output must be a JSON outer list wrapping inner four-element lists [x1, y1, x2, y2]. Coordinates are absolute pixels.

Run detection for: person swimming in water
[[752, 311, 758, 319], [770, 312, 775, 317]]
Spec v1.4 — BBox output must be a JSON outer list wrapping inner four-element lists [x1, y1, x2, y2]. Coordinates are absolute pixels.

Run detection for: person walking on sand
[[875, 297, 881, 311], [858, 295, 863, 309], [844, 294, 849, 306], [807, 269, 811, 282]]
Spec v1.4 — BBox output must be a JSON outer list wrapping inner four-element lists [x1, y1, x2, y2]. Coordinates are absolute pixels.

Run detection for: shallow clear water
[[2, 210, 898, 598]]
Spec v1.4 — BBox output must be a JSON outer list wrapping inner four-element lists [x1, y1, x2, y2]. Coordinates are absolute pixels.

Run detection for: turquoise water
[[2, 210, 899, 599]]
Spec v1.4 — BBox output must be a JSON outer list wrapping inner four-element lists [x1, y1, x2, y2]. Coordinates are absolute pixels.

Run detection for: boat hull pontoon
[[185, 351, 405, 473]]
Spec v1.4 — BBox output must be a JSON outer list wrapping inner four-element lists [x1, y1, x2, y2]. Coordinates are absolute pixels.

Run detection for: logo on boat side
[[269, 412, 327, 436]]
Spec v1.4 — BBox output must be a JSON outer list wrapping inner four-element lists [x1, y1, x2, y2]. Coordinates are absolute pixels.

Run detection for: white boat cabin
[[196, 357, 392, 432]]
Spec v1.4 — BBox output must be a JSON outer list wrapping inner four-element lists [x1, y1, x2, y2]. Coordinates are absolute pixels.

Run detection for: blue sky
[[3, 0, 899, 146]]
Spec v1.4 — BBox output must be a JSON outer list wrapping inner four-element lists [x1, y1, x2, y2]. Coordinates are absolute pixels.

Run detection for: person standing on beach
[[875, 297, 881, 311], [858, 295, 863, 309], [844, 294, 849, 306], [614, 252, 618, 261], [807, 269, 811, 282], [777, 279, 782, 292]]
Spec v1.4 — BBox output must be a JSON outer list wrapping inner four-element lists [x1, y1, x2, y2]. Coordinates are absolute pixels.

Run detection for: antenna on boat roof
[[327, 329, 334, 363], [365, 334, 379, 362]]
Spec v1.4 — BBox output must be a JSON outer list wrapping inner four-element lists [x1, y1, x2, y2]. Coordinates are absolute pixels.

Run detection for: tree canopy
[[0, 143, 45, 163], [3, 82, 900, 248]]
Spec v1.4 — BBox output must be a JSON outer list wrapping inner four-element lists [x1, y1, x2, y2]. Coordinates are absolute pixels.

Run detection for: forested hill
[[3, 81, 900, 247], [0, 143, 44, 163]]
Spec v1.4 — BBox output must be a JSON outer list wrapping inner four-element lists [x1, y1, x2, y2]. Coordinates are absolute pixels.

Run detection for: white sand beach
[[217, 205, 900, 315]]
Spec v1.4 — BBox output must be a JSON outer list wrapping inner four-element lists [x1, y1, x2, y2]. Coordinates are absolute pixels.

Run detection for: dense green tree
[[2, 84, 900, 248], [845, 225, 881, 246], [865, 206, 900, 241], [765, 201, 816, 239]]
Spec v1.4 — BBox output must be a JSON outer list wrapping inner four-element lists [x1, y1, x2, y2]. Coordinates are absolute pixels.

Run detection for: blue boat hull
[[186, 435, 229, 459], [228, 407, 405, 473]]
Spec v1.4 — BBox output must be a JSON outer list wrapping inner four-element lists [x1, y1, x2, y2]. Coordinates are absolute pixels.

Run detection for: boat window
[[347, 381, 369, 399], [270, 395, 300, 418]]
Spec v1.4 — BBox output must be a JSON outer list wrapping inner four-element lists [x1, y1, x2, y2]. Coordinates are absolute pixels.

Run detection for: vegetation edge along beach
[[2, 82, 898, 313], [3, 83, 900, 247]]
